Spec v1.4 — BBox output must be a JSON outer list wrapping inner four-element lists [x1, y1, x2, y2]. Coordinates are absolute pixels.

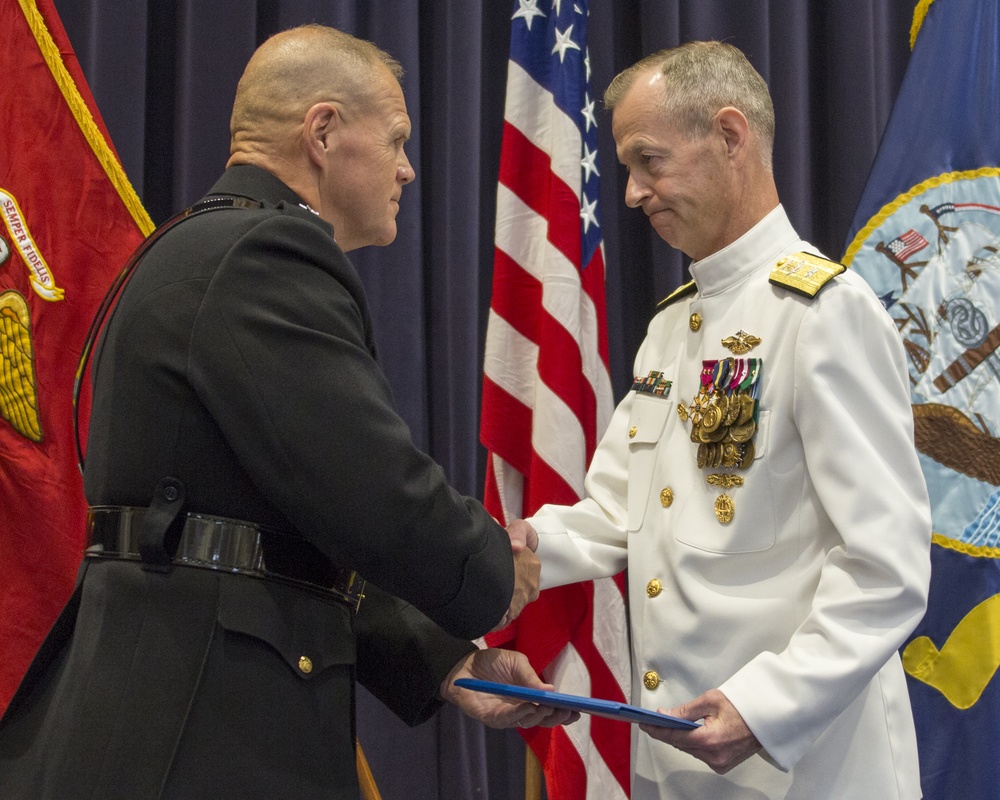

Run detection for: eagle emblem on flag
[[0, 290, 42, 442]]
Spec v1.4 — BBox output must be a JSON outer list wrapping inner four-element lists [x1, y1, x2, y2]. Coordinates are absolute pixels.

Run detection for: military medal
[[714, 494, 735, 524], [686, 355, 763, 524]]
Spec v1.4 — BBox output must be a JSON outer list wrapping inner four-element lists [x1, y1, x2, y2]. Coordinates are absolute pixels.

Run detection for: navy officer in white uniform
[[508, 41, 931, 800]]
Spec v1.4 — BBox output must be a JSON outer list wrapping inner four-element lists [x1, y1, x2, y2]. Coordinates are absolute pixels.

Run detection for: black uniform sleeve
[[188, 209, 513, 639], [354, 582, 476, 726]]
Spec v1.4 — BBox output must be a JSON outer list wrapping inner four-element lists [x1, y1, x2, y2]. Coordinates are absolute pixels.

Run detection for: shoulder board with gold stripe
[[769, 252, 845, 298], [656, 280, 697, 309]]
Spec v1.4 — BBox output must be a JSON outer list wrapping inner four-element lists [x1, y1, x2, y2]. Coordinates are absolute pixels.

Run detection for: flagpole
[[526, 747, 543, 800]]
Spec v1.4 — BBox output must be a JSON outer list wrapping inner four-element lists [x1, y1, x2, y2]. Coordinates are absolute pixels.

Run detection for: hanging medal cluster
[[679, 355, 762, 524]]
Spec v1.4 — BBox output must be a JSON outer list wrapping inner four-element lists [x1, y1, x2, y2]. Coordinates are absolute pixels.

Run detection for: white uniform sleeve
[[530, 341, 648, 587], [719, 276, 932, 770]]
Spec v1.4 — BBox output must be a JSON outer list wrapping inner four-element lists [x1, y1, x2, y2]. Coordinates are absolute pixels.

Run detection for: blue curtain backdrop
[[51, 1, 914, 797]]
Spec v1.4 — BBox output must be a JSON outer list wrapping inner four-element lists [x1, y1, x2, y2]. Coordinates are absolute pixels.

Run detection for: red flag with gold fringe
[[0, 0, 152, 710]]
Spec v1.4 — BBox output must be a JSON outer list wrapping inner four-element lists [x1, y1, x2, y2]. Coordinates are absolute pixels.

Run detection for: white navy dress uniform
[[530, 205, 932, 799]]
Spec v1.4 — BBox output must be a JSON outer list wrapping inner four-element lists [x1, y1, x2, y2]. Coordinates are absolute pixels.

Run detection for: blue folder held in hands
[[454, 678, 701, 729]]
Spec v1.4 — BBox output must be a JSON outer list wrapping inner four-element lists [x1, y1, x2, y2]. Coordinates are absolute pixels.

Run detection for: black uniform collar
[[205, 165, 329, 232]]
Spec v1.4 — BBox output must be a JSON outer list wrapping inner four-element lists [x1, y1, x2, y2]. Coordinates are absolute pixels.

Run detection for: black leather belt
[[86, 506, 365, 612]]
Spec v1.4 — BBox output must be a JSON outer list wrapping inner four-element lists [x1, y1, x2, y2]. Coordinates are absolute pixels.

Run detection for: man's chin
[[374, 225, 398, 248], [650, 219, 680, 249]]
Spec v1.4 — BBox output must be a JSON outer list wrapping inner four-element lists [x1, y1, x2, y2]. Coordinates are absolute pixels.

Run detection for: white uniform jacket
[[531, 206, 932, 800]]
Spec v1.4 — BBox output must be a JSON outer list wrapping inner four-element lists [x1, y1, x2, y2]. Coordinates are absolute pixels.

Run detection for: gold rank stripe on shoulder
[[769, 252, 846, 298], [656, 280, 697, 308]]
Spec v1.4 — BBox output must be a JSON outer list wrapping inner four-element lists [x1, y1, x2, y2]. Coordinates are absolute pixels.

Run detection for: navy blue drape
[[52, 1, 913, 797]]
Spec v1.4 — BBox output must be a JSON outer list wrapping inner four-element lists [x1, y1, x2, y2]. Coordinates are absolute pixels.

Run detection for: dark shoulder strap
[[73, 197, 263, 471]]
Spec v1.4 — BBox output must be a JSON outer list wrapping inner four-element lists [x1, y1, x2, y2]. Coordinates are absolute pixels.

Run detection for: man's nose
[[398, 152, 415, 185], [624, 173, 647, 209]]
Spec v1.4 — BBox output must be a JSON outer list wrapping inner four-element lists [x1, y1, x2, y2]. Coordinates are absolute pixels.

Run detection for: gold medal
[[737, 394, 755, 425], [689, 404, 704, 427], [714, 391, 730, 418], [677, 403, 689, 422], [706, 424, 728, 443], [729, 418, 756, 443], [701, 402, 723, 433], [722, 396, 741, 426], [739, 440, 755, 466], [721, 442, 739, 468], [696, 443, 708, 469], [714, 493, 735, 524]]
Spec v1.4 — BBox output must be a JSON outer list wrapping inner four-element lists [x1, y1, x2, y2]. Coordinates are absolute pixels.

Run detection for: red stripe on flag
[[521, 447, 581, 518], [499, 121, 582, 267], [490, 248, 598, 459], [525, 727, 587, 797], [488, 247, 544, 344], [582, 246, 611, 369], [570, 584, 631, 793], [481, 375, 533, 474]]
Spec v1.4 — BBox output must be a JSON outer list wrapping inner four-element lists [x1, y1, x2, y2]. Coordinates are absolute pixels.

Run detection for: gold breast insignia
[[721, 330, 761, 355]]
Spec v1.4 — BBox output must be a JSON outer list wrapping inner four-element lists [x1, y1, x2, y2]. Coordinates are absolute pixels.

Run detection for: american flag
[[886, 229, 929, 261], [480, 1, 631, 797]]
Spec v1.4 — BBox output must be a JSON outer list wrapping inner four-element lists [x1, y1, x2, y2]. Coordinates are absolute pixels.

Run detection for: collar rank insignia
[[656, 280, 697, 309], [722, 330, 761, 355], [631, 370, 672, 397], [769, 252, 845, 298]]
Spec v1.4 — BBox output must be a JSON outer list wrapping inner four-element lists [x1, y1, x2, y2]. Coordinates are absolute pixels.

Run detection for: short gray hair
[[604, 41, 775, 170]]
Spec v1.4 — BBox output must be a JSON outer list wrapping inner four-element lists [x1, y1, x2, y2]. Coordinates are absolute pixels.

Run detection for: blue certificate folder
[[454, 678, 701, 729]]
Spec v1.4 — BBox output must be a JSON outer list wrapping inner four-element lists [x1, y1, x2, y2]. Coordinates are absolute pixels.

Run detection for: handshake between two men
[[462, 519, 764, 776], [438, 517, 582, 730]]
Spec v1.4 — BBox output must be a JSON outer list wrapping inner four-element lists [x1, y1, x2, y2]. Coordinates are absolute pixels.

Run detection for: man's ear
[[303, 101, 340, 167], [715, 106, 750, 161]]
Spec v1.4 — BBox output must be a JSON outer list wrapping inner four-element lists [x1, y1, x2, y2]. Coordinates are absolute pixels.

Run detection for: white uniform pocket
[[626, 394, 673, 532], [674, 409, 777, 553]]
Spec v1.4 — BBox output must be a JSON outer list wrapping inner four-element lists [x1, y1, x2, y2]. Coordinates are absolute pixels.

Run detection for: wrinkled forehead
[[612, 78, 679, 152], [353, 66, 411, 131], [611, 70, 665, 129]]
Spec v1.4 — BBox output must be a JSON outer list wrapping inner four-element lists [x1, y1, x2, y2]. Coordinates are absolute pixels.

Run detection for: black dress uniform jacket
[[0, 165, 514, 799]]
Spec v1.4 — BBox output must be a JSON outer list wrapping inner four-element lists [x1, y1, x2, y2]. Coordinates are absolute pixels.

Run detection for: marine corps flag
[[0, 0, 151, 710], [843, 1, 1000, 797]]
